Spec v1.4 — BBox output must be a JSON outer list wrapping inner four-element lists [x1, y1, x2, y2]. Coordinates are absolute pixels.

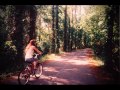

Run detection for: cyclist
[[24, 39, 42, 71]]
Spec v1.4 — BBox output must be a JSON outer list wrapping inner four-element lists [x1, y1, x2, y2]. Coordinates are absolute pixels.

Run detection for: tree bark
[[51, 5, 56, 53], [63, 5, 68, 52]]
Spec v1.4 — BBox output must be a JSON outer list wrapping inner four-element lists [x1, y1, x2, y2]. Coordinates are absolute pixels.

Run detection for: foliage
[[0, 41, 18, 74], [0, 5, 119, 79], [4, 41, 17, 55]]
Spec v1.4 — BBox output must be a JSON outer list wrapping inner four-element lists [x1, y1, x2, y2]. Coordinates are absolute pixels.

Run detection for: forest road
[[0, 48, 113, 85]]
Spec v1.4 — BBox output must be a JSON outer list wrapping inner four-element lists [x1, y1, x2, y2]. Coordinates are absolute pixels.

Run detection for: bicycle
[[18, 54, 43, 85]]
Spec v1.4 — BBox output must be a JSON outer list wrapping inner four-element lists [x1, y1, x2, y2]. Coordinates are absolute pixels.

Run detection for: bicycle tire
[[18, 67, 30, 85], [34, 63, 43, 78]]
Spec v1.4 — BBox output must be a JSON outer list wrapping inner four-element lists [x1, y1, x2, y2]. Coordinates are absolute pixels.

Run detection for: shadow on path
[[0, 48, 115, 85]]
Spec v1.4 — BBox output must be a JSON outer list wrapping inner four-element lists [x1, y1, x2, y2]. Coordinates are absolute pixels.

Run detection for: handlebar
[[33, 54, 42, 59]]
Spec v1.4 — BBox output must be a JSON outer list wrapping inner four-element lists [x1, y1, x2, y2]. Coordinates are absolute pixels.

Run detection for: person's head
[[29, 39, 36, 46]]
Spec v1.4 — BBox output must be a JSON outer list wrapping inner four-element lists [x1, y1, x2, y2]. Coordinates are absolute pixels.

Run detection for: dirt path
[[0, 48, 114, 85]]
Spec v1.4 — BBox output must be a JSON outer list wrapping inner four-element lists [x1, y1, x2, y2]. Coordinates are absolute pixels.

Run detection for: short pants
[[25, 57, 37, 63]]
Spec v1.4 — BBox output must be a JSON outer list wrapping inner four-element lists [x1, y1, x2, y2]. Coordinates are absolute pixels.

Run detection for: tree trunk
[[63, 5, 68, 52], [56, 5, 60, 53], [104, 5, 115, 71], [29, 5, 37, 40], [14, 5, 25, 63], [68, 17, 71, 51], [51, 5, 56, 53]]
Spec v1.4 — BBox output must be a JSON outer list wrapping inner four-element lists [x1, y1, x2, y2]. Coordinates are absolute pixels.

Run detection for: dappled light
[[44, 67, 59, 73], [0, 5, 119, 85], [64, 59, 89, 65], [0, 49, 117, 85], [40, 49, 111, 85], [89, 57, 104, 66]]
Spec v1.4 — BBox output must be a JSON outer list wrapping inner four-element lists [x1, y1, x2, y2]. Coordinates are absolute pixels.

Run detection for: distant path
[[0, 48, 113, 85]]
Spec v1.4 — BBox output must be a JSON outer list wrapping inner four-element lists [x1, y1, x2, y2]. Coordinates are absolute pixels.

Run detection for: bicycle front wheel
[[34, 63, 43, 78], [18, 67, 30, 85]]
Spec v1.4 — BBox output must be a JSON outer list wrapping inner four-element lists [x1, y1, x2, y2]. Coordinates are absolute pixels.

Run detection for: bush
[[0, 41, 18, 74]]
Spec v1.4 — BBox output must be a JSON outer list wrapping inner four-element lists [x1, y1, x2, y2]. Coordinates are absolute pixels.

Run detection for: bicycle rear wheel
[[34, 63, 43, 78], [18, 67, 30, 85]]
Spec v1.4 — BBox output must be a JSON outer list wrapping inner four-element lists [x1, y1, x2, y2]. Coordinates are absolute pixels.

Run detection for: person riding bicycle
[[24, 39, 42, 70]]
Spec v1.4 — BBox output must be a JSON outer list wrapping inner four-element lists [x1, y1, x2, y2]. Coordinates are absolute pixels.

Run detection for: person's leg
[[29, 58, 36, 71], [26, 58, 34, 71], [32, 60, 39, 69]]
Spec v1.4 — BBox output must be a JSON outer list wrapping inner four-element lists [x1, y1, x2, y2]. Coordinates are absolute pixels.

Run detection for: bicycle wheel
[[34, 63, 43, 78], [18, 67, 30, 85]]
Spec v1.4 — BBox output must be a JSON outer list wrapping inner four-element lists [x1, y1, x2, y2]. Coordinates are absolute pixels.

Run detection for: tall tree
[[104, 5, 115, 71], [0, 5, 9, 72], [63, 5, 68, 52], [51, 5, 56, 53], [70, 6, 74, 51], [113, 5, 119, 73], [56, 5, 60, 53], [29, 5, 37, 40], [74, 5, 77, 49], [68, 16, 71, 51], [13, 5, 25, 63], [5, 5, 16, 41]]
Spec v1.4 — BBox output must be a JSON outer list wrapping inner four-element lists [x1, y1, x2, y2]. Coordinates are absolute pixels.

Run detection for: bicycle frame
[[18, 55, 43, 85]]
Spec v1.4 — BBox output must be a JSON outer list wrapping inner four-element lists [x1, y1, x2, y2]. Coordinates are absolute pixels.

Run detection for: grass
[[0, 72, 14, 80], [89, 56, 104, 66], [39, 53, 58, 62]]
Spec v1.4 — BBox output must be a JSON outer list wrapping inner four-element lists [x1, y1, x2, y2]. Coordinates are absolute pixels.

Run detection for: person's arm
[[33, 46, 42, 55]]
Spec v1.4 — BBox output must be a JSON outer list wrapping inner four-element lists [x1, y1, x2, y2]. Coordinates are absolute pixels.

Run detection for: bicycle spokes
[[18, 63, 43, 85], [35, 64, 43, 78], [18, 68, 30, 85]]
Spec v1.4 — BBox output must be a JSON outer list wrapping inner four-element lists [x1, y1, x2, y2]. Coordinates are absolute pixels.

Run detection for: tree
[[63, 5, 68, 52], [56, 5, 60, 53], [29, 5, 37, 39], [51, 5, 56, 53], [13, 5, 25, 63], [104, 5, 119, 73]]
